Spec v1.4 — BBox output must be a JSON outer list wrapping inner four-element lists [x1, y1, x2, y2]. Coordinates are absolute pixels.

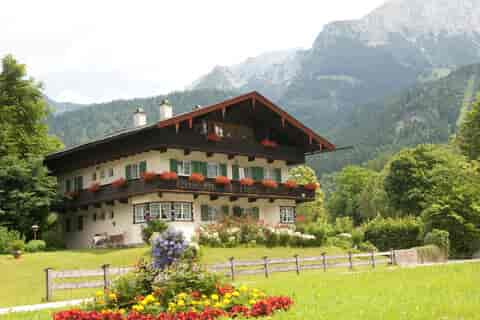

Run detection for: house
[[45, 92, 336, 248]]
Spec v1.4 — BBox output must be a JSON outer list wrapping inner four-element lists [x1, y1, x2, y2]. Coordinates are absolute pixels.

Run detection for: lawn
[[0, 246, 343, 308], [2, 262, 480, 320]]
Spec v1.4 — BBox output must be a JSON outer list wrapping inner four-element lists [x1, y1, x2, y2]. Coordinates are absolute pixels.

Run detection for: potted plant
[[160, 171, 178, 181], [284, 180, 298, 189], [10, 240, 25, 259], [88, 182, 101, 193], [304, 182, 319, 191], [141, 171, 158, 183], [239, 177, 254, 186], [112, 177, 127, 188], [262, 179, 278, 189], [215, 176, 231, 185], [189, 173, 205, 183], [261, 138, 278, 148], [207, 132, 222, 142]]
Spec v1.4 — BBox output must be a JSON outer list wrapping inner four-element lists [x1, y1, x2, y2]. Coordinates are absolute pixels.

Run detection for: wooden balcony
[[62, 176, 316, 209]]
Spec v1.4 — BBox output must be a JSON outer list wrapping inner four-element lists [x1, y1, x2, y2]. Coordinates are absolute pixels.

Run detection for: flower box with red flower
[[207, 132, 222, 142], [65, 191, 79, 199], [141, 171, 157, 183], [239, 177, 254, 186], [261, 138, 278, 148], [111, 178, 127, 188], [88, 182, 101, 193], [283, 180, 298, 189], [189, 173, 205, 183], [262, 179, 278, 189], [304, 182, 319, 191], [215, 176, 231, 185], [160, 171, 178, 181]]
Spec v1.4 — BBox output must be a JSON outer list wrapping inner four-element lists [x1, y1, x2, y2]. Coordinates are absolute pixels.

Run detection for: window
[[280, 207, 295, 224], [92, 172, 97, 181], [201, 121, 208, 134], [243, 167, 252, 179], [109, 211, 115, 219], [264, 168, 274, 180], [214, 124, 224, 137], [134, 202, 192, 223], [161, 203, 172, 220], [201, 205, 218, 222], [100, 169, 105, 179], [65, 218, 71, 233], [65, 179, 72, 193], [108, 168, 114, 177], [207, 163, 219, 178], [150, 203, 160, 220], [134, 204, 148, 224], [177, 160, 192, 176], [73, 176, 83, 191], [245, 207, 260, 220], [126, 161, 147, 180], [173, 203, 192, 221], [77, 215, 84, 231]]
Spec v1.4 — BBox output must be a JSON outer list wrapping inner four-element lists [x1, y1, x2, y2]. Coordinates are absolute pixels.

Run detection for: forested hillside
[[46, 89, 238, 147]]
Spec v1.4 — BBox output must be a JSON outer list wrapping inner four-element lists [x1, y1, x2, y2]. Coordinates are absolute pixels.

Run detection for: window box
[[160, 171, 178, 181], [262, 179, 278, 189], [88, 182, 101, 193], [65, 191, 79, 199], [207, 132, 222, 142], [215, 176, 231, 185], [112, 178, 127, 188], [283, 180, 298, 189], [189, 173, 205, 183], [141, 171, 158, 183], [239, 177, 254, 186], [261, 138, 278, 148], [304, 182, 319, 191]]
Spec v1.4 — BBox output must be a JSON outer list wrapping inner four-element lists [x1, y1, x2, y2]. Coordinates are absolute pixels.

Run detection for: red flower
[[141, 171, 158, 182], [283, 180, 298, 189], [160, 171, 178, 181], [214, 176, 230, 185], [88, 182, 101, 193], [112, 178, 127, 188], [304, 182, 319, 191], [189, 173, 205, 183], [262, 179, 278, 189], [191, 290, 201, 299], [216, 284, 234, 295], [296, 215, 306, 223], [239, 178, 254, 186], [261, 139, 278, 148], [207, 133, 222, 142]]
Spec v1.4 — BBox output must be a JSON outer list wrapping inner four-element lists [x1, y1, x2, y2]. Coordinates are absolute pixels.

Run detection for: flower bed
[[112, 178, 127, 188], [142, 171, 158, 182], [214, 176, 230, 185], [88, 182, 101, 193], [160, 172, 178, 181], [189, 173, 205, 183]]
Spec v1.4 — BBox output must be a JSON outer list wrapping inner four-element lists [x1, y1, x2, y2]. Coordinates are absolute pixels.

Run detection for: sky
[[1, 0, 387, 104]]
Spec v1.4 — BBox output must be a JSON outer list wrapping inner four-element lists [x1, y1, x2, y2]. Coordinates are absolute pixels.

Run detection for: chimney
[[133, 107, 147, 127], [159, 99, 173, 120]]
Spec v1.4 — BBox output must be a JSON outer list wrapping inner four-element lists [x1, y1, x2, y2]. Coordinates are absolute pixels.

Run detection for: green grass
[[3, 262, 480, 320], [0, 246, 343, 308]]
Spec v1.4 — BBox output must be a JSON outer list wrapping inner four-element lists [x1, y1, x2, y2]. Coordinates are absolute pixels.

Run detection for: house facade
[[45, 92, 335, 249]]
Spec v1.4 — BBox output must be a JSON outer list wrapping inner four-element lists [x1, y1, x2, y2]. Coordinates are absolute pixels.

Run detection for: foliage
[[151, 229, 189, 270], [326, 166, 378, 225], [141, 220, 168, 244], [363, 216, 423, 251], [457, 93, 480, 160], [9, 239, 25, 251], [0, 227, 21, 254], [424, 229, 450, 257], [24, 240, 46, 253], [334, 217, 354, 234]]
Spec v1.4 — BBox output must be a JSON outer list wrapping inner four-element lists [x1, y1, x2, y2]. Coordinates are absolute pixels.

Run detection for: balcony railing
[[63, 176, 316, 209]]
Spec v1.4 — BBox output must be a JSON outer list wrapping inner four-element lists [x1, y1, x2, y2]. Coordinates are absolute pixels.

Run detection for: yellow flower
[[223, 298, 231, 305], [211, 294, 219, 301], [224, 292, 232, 299], [168, 302, 176, 308], [191, 307, 197, 312], [177, 292, 187, 299], [214, 302, 222, 308], [177, 300, 185, 307], [249, 299, 257, 305], [108, 293, 117, 301], [240, 285, 248, 292], [95, 291, 104, 297], [203, 300, 211, 307], [201, 294, 207, 299], [132, 304, 144, 312], [232, 291, 240, 297], [119, 309, 126, 315]]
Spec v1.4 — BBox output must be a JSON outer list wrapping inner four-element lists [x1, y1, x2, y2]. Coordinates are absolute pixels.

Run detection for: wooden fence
[[44, 250, 395, 301]]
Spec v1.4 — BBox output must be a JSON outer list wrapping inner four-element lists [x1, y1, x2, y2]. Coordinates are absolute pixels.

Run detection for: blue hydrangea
[[151, 228, 188, 270]]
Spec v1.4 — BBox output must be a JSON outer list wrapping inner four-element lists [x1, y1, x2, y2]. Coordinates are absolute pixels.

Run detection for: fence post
[[371, 250, 376, 269], [263, 256, 269, 278], [348, 251, 353, 270], [390, 249, 396, 265], [229, 257, 235, 281], [101, 264, 110, 290], [321, 252, 327, 272], [44, 267, 53, 302], [294, 254, 300, 275]]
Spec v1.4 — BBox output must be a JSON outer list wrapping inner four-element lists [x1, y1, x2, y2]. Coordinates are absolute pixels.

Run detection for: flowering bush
[[88, 182, 101, 193], [260, 139, 278, 148], [214, 176, 230, 185], [112, 178, 127, 188], [239, 178, 254, 186], [207, 133, 222, 142], [261, 179, 278, 189], [189, 173, 205, 183], [304, 182, 319, 191], [160, 172, 178, 181], [283, 180, 298, 189], [152, 228, 189, 270], [142, 172, 158, 183]]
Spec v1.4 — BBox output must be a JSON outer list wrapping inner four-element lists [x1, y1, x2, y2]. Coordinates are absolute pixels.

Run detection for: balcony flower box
[[141, 171, 158, 183], [262, 179, 278, 189], [189, 173, 205, 183], [88, 182, 101, 193], [239, 178, 254, 186], [160, 171, 178, 181], [304, 182, 319, 191], [112, 178, 127, 188], [207, 132, 222, 142], [65, 191, 79, 199], [283, 180, 298, 189], [261, 138, 278, 148], [215, 175, 231, 186]]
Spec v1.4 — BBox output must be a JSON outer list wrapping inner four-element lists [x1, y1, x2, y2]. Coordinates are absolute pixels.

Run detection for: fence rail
[[45, 250, 395, 301]]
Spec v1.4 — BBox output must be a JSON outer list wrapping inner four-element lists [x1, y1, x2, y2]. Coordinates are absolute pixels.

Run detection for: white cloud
[[0, 0, 386, 103]]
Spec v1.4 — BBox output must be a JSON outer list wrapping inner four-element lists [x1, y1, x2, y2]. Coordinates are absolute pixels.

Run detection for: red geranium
[[262, 179, 278, 189], [304, 182, 319, 191], [112, 178, 127, 188], [88, 182, 101, 193], [239, 178, 254, 186], [214, 176, 231, 185], [160, 172, 178, 181], [261, 139, 278, 148], [283, 180, 298, 189], [189, 173, 205, 183], [141, 171, 158, 182], [65, 191, 79, 199], [207, 133, 222, 142], [216, 283, 234, 295]]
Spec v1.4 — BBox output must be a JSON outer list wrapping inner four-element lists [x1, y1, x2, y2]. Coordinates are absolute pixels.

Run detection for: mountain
[[44, 96, 86, 114], [46, 89, 238, 147]]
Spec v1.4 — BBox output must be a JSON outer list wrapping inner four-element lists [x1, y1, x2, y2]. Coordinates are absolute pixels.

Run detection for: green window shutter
[[221, 205, 229, 216], [232, 165, 239, 180], [233, 206, 242, 218], [252, 207, 260, 220], [139, 161, 147, 175], [252, 167, 264, 181], [201, 205, 209, 221], [78, 176, 83, 190], [200, 162, 208, 176], [274, 168, 282, 183], [65, 179, 71, 193], [170, 159, 178, 173], [192, 161, 201, 174], [125, 165, 132, 180], [220, 163, 227, 176]]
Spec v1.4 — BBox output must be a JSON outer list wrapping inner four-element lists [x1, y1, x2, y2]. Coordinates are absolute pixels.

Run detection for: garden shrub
[[334, 217, 354, 234], [358, 241, 377, 252], [25, 240, 47, 252], [264, 229, 279, 248], [363, 216, 423, 251], [302, 223, 331, 246], [141, 219, 168, 244], [424, 229, 450, 257], [416, 245, 447, 263], [0, 227, 21, 254], [42, 228, 66, 249], [326, 236, 352, 249], [351, 228, 365, 247], [9, 239, 25, 252]]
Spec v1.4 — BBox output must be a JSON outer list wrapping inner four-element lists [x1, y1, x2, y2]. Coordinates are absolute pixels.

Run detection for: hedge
[[363, 217, 423, 251]]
